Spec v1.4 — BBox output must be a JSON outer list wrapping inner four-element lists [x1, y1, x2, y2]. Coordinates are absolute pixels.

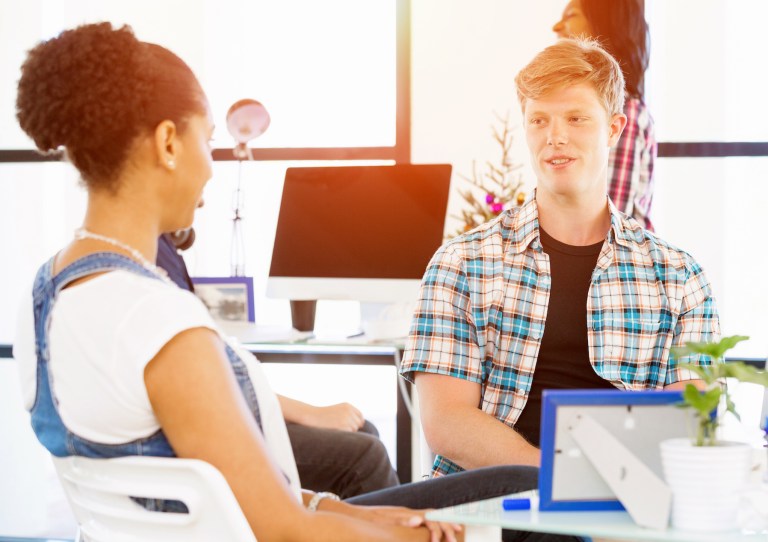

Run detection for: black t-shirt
[[513, 228, 615, 447]]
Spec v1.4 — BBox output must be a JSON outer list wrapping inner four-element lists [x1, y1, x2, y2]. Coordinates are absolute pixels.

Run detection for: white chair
[[53, 455, 256, 542], [407, 386, 436, 480]]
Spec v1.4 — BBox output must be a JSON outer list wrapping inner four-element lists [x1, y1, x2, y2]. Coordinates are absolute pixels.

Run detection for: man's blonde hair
[[515, 38, 625, 116]]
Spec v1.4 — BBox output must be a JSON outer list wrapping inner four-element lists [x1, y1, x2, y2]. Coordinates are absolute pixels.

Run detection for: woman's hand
[[306, 492, 464, 541], [350, 505, 463, 542]]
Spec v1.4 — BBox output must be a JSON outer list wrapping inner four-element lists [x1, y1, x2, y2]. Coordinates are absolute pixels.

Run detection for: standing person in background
[[553, 0, 657, 230]]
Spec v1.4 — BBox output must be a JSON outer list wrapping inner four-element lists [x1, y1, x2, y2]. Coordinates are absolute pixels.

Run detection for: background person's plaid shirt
[[608, 97, 657, 231], [401, 195, 720, 477]]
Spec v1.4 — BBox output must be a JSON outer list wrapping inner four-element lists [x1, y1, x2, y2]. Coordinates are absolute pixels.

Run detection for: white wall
[[0, 360, 78, 538], [411, 0, 563, 233], [646, 0, 768, 357]]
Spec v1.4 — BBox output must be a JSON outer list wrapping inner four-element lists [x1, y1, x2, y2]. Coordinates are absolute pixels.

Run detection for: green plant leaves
[[682, 383, 721, 418], [677, 360, 768, 387], [725, 395, 740, 423], [671, 335, 768, 445], [671, 335, 749, 361], [678, 362, 719, 386], [722, 363, 768, 386]]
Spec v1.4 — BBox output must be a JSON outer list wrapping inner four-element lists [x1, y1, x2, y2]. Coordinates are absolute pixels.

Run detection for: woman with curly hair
[[14, 21, 576, 542], [553, 0, 657, 230]]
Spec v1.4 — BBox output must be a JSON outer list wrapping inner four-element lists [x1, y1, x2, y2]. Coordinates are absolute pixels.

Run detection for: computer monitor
[[267, 164, 452, 337]]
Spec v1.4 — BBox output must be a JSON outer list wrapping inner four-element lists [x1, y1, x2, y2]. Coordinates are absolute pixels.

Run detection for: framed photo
[[191, 276, 255, 322], [538, 389, 687, 512]]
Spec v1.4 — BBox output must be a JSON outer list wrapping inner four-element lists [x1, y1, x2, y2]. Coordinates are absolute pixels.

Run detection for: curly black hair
[[16, 22, 206, 190]]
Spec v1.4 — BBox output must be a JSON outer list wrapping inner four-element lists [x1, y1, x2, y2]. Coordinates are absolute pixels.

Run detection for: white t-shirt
[[14, 270, 301, 500]]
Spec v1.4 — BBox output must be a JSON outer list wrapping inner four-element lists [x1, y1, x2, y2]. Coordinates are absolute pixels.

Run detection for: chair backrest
[[53, 455, 256, 542], [409, 387, 436, 480]]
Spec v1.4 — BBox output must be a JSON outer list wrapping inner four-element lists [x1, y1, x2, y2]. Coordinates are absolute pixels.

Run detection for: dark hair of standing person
[[580, 0, 649, 100]]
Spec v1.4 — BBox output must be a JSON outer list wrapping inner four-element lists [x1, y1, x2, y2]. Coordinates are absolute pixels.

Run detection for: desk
[[243, 341, 412, 483], [0, 341, 414, 484], [426, 492, 768, 542]]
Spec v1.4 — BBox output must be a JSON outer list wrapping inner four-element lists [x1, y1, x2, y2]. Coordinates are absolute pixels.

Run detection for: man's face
[[523, 83, 625, 203]]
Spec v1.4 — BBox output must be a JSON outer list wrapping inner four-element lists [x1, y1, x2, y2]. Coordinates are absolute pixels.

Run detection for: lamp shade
[[226, 99, 270, 144]]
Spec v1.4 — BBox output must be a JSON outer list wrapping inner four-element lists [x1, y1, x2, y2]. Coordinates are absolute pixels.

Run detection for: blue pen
[[502, 498, 531, 511]]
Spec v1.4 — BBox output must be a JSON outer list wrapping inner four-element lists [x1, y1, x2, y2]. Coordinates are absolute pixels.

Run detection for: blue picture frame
[[538, 389, 685, 512], [191, 276, 255, 322]]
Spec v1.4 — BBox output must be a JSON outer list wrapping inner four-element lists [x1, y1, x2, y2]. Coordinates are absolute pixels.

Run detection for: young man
[[401, 38, 720, 477]]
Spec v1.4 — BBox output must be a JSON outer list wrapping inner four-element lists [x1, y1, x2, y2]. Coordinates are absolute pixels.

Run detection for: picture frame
[[538, 389, 687, 512], [191, 276, 255, 323]]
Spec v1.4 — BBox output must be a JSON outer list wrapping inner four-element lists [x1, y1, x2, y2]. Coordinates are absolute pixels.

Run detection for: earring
[[167, 159, 175, 169]]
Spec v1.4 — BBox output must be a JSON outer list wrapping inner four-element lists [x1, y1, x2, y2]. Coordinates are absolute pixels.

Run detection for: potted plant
[[660, 335, 768, 532]]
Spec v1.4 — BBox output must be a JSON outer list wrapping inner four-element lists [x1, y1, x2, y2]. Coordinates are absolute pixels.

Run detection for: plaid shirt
[[608, 97, 657, 231], [401, 196, 720, 477]]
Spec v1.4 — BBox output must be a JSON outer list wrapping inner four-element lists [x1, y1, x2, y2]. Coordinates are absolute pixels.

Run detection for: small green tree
[[671, 335, 768, 446], [449, 113, 526, 239]]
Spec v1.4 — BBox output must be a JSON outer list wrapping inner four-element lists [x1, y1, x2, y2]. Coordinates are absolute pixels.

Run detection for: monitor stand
[[360, 301, 415, 341], [290, 300, 317, 332], [289, 300, 415, 340]]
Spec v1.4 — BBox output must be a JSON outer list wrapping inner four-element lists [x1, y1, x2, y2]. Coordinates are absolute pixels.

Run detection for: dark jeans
[[287, 420, 399, 499], [347, 466, 588, 542]]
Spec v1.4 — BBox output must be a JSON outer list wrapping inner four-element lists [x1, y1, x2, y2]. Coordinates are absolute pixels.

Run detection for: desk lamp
[[225, 99, 270, 276]]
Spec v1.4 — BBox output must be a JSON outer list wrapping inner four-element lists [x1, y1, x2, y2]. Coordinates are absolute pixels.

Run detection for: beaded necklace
[[74, 228, 171, 283]]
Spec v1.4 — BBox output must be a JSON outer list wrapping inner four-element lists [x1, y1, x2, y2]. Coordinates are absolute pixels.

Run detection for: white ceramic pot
[[660, 438, 752, 532]]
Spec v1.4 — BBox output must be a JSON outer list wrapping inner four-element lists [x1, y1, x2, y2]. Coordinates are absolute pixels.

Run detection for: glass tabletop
[[426, 491, 768, 542]]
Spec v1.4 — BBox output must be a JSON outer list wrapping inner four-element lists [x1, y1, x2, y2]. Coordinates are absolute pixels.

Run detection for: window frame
[[0, 0, 411, 165]]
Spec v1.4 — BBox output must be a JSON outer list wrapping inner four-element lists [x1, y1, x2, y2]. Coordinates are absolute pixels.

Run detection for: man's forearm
[[277, 395, 311, 424], [664, 379, 706, 391], [425, 406, 540, 469]]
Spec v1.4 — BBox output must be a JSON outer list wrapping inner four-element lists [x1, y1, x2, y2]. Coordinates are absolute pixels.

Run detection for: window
[[0, 1, 408, 340], [647, 0, 768, 359], [0, 0, 402, 151]]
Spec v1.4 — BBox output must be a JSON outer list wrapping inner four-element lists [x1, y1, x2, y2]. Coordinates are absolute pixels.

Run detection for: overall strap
[[33, 252, 163, 361], [51, 252, 161, 292], [30, 252, 171, 457]]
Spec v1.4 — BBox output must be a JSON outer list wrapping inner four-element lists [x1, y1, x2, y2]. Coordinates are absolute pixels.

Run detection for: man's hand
[[300, 402, 365, 432], [278, 395, 365, 432]]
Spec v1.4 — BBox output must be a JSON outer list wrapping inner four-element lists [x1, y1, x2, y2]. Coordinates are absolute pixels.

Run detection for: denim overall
[[30, 253, 265, 509]]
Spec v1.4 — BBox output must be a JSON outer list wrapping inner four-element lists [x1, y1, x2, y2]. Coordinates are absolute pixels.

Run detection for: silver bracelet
[[307, 491, 341, 512]]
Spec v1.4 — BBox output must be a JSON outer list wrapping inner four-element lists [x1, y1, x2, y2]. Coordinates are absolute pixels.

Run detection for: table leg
[[395, 376, 412, 483]]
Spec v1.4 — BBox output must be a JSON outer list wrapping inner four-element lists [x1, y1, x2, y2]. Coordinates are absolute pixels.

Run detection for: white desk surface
[[426, 491, 768, 542], [218, 322, 406, 348]]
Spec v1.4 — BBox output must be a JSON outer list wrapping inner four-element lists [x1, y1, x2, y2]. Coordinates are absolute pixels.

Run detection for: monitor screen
[[267, 164, 452, 303]]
